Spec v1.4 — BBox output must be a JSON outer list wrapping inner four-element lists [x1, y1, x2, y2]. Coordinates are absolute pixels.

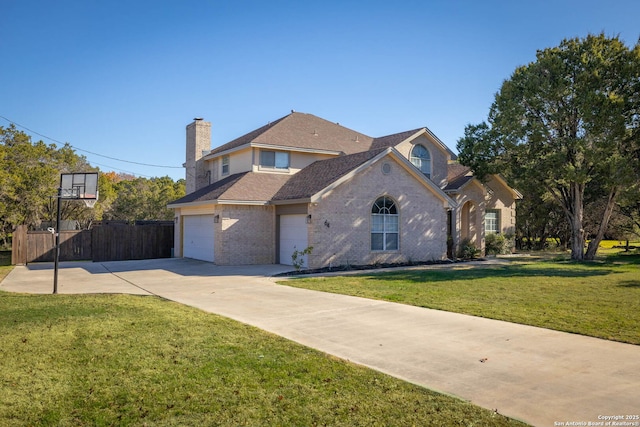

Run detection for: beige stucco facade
[[206, 148, 337, 183]]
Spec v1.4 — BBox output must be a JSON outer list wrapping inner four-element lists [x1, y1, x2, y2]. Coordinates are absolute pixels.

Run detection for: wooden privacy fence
[[12, 222, 174, 265]]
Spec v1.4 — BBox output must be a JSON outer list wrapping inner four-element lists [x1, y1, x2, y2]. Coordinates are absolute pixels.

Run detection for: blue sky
[[2, 1, 639, 181]]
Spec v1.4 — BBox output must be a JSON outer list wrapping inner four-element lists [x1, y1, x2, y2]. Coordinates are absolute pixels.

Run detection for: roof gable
[[487, 174, 523, 199], [371, 127, 459, 162], [274, 147, 456, 207]]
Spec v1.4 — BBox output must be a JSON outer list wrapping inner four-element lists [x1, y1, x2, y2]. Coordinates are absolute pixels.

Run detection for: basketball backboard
[[60, 172, 99, 200]]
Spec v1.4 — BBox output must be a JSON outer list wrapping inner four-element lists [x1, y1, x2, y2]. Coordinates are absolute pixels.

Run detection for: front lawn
[[281, 252, 640, 345], [0, 292, 526, 426]]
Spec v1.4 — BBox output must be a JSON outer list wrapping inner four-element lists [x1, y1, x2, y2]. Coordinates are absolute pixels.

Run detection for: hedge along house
[[168, 112, 521, 268]]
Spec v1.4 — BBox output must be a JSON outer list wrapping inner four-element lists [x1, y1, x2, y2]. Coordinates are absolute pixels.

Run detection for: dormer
[[371, 127, 454, 188]]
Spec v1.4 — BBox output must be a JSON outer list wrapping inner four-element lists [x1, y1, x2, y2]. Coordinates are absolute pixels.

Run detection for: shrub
[[291, 246, 313, 271], [485, 233, 506, 255], [486, 233, 516, 255], [457, 238, 481, 260]]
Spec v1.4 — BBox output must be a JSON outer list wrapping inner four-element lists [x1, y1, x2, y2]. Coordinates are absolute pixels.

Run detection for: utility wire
[[88, 160, 155, 178], [0, 115, 183, 169]]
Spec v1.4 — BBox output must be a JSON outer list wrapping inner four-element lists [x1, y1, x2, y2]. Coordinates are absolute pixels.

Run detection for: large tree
[[102, 175, 185, 222], [0, 125, 96, 245], [0, 126, 186, 247], [457, 34, 640, 260]]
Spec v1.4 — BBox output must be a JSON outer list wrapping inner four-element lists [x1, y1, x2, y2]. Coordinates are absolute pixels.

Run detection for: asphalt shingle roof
[[173, 112, 475, 205], [370, 128, 424, 150], [170, 172, 291, 204], [447, 163, 471, 182], [272, 149, 387, 201], [443, 164, 474, 192], [208, 112, 374, 156]]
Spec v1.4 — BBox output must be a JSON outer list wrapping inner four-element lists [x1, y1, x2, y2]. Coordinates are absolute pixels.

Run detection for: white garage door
[[279, 214, 309, 266], [183, 215, 215, 262]]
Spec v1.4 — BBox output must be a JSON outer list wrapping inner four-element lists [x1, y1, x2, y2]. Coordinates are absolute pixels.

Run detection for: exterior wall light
[[306, 214, 312, 224], [214, 214, 220, 223]]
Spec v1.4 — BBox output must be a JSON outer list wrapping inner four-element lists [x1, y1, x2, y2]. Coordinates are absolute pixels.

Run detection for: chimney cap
[[193, 117, 203, 121]]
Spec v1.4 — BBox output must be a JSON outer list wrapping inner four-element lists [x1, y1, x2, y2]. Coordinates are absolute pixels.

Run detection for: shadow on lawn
[[360, 264, 615, 283], [603, 252, 640, 265], [619, 281, 640, 288]]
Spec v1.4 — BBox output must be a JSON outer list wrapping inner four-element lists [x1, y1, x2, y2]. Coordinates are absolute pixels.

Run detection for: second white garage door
[[183, 215, 215, 262], [279, 214, 308, 266]]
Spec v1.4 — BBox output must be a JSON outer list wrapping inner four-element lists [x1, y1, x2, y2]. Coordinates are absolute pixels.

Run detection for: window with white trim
[[371, 196, 399, 251], [485, 209, 500, 234], [410, 144, 431, 178], [260, 150, 289, 169], [221, 155, 229, 176]]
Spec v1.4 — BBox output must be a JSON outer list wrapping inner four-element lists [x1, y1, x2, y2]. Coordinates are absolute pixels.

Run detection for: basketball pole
[[53, 172, 98, 293], [53, 187, 62, 294]]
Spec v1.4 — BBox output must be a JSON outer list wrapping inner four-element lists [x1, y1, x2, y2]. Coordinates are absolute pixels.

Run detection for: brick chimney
[[185, 118, 211, 194]]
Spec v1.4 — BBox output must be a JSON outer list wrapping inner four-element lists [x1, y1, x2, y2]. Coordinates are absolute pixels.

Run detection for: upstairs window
[[410, 144, 431, 178], [485, 209, 500, 234], [221, 155, 229, 175], [371, 196, 399, 251], [260, 150, 289, 169]]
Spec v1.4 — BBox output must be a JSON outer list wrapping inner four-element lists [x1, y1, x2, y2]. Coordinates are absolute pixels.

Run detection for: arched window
[[410, 144, 431, 178], [371, 196, 399, 251]]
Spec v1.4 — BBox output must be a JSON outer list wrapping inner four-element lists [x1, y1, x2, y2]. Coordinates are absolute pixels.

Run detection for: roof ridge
[[208, 113, 291, 156], [376, 127, 425, 140], [369, 128, 425, 150]]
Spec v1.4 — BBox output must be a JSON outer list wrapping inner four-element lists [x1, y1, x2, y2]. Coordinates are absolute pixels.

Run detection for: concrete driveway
[[2, 258, 639, 427]]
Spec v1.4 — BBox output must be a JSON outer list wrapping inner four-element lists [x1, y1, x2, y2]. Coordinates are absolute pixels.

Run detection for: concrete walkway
[[2, 258, 639, 427]]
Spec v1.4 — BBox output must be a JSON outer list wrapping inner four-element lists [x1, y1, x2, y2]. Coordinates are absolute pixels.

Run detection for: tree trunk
[[585, 186, 620, 260], [570, 182, 585, 260]]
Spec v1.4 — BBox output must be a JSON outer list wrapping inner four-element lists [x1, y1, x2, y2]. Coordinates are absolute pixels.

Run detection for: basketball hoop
[[83, 189, 98, 208], [54, 172, 99, 294]]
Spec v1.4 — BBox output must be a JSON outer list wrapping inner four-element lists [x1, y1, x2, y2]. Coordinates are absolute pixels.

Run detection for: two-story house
[[168, 112, 520, 268]]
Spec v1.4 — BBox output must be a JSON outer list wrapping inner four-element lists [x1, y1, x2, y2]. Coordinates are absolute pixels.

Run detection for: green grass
[[0, 293, 526, 426], [0, 266, 12, 282], [282, 251, 640, 345]]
